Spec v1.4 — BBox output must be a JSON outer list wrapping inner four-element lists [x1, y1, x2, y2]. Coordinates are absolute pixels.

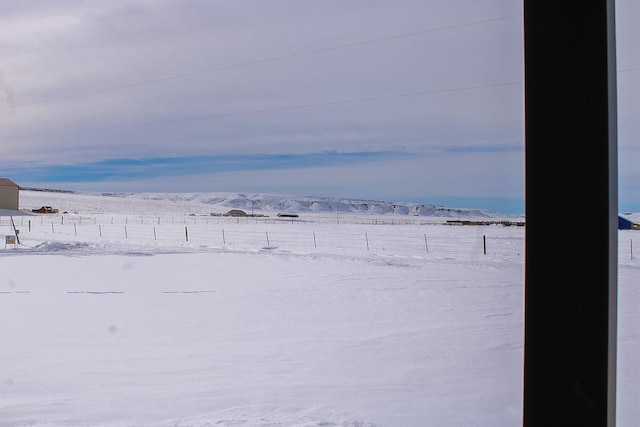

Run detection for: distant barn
[[618, 216, 640, 230], [0, 178, 19, 210], [225, 209, 247, 217]]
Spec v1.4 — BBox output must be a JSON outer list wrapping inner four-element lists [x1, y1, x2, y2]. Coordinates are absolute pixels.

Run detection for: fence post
[[74, 223, 77, 236], [51, 222, 55, 233], [99, 225, 102, 237], [125, 226, 128, 239], [483, 235, 487, 255], [313, 230, 317, 248], [424, 234, 429, 253], [153, 227, 157, 241], [222, 228, 226, 244], [265, 231, 270, 246], [29, 220, 31, 232], [631, 239, 634, 260], [185, 226, 189, 242], [365, 233, 369, 250]]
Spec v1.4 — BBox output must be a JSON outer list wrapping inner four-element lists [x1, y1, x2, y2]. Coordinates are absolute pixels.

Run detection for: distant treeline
[[19, 187, 75, 194]]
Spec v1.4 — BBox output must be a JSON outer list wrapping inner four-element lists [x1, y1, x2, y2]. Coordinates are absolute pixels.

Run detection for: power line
[[0, 80, 523, 140], [0, 13, 522, 112]]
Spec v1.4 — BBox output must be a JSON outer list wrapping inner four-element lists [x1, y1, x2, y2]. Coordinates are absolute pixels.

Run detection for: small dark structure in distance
[[32, 206, 59, 214], [277, 213, 299, 218], [445, 219, 525, 226], [220, 209, 268, 218], [618, 216, 640, 230], [224, 209, 247, 217]]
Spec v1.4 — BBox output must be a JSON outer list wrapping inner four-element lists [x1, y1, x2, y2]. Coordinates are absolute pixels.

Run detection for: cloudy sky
[[0, 1, 637, 214]]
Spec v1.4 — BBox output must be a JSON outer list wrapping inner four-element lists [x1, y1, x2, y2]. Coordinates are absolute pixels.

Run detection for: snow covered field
[[1, 191, 638, 426]]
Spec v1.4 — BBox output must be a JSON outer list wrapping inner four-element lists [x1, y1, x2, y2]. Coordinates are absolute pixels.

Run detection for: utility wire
[[0, 80, 523, 140], [0, 14, 522, 112]]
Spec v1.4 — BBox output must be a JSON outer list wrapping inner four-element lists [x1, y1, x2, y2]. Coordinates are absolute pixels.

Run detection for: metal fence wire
[[1, 214, 635, 261]]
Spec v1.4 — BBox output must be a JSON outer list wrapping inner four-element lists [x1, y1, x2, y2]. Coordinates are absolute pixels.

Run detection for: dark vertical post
[[523, 1, 618, 426], [10, 216, 21, 245]]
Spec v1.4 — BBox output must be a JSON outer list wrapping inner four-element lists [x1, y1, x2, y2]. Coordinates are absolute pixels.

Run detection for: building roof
[[0, 178, 19, 187], [618, 216, 639, 230]]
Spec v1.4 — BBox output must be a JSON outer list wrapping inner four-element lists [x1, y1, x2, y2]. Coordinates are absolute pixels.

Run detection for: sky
[[1, 190, 638, 426], [0, 1, 638, 215]]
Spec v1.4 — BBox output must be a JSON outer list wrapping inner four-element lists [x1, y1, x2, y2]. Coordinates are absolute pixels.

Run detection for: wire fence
[[0, 214, 519, 257], [5, 213, 468, 226], [1, 214, 637, 261]]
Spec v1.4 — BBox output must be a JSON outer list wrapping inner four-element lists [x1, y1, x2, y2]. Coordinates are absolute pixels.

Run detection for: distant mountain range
[[20, 187, 524, 219], [107, 191, 520, 219]]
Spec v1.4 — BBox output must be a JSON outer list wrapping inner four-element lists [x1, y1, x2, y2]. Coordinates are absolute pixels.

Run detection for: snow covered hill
[[19, 188, 521, 220]]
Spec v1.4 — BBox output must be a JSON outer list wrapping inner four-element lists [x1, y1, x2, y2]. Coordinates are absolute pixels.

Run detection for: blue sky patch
[[7, 151, 402, 183]]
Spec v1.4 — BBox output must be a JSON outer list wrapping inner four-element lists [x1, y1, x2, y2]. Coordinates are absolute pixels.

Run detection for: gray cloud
[[0, 0, 637, 212], [0, 68, 16, 115]]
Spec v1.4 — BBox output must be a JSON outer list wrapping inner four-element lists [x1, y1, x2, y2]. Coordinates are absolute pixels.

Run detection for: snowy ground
[[0, 191, 637, 426]]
